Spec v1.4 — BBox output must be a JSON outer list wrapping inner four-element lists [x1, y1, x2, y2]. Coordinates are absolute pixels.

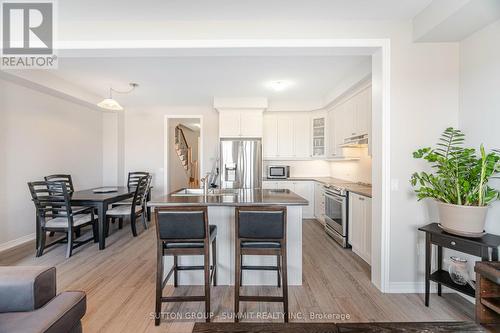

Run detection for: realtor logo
[[1, 1, 57, 68]]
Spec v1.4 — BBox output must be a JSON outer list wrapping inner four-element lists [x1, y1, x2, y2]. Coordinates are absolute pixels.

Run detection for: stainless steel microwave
[[267, 165, 290, 179]]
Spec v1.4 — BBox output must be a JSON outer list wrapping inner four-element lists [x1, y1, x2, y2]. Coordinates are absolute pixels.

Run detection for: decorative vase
[[448, 256, 469, 286], [437, 201, 488, 237]]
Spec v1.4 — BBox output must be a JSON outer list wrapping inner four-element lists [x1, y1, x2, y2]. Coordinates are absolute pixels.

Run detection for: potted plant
[[411, 127, 500, 237]]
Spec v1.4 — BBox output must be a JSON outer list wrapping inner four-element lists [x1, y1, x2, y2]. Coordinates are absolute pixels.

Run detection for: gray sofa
[[0, 266, 86, 333]]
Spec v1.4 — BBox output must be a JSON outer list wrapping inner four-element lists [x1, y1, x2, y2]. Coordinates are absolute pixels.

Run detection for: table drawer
[[431, 234, 482, 256]]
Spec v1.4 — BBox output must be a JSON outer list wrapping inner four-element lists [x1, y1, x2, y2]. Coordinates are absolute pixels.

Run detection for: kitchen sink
[[171, 188, 239, 196]]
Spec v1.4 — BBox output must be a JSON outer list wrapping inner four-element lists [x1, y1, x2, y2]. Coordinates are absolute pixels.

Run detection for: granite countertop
[[148, 189, 309, 207], [264, 177, 372, 198]]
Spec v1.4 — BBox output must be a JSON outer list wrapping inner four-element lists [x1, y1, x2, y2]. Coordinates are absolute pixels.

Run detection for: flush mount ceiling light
[[97, 83, 139, 111], [266, 80, 293, 92]]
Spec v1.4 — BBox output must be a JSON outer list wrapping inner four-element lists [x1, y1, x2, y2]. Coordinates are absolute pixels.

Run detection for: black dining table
[[70, 187, 134, 250]]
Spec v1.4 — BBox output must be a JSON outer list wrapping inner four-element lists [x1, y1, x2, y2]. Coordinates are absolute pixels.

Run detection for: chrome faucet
[[201, 172, 211, 196]]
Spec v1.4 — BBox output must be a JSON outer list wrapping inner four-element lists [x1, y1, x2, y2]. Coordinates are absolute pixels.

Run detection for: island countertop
[[148, 188, 308, 207]]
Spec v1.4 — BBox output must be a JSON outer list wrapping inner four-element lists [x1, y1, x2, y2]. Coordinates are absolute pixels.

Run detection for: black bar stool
[[234, 206, 288, 322], [154, 206, 217, 325]]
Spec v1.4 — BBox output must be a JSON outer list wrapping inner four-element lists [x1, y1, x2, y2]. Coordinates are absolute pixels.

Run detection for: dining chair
[[106, 175, 150, 237], [112, 171, 152, 207], [28, 181, 98, 258], [44, 174, 88, 237], [128, 171, 150, 188], [154, 206, 217, 325], [44, 174, 75, 193], [234, 206, 288, 322]]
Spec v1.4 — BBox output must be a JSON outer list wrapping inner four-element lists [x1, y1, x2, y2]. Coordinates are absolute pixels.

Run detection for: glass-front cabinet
[[311, 116, 326, 157]]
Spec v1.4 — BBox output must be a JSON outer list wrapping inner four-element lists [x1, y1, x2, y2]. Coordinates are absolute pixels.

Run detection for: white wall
[[329, 148, 372, 183], [459, 19, 500, 235], [389, 32, 459, 287], [122, 106, 218, 197], [0, 78, 103, 248], [102, 112, 118, 185]]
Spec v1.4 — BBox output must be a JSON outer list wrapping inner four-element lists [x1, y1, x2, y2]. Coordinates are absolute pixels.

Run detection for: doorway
[[165, 117, 203, 193]]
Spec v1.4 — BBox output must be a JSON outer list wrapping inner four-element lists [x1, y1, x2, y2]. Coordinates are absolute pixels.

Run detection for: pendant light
[[97, 83, 138, 111]]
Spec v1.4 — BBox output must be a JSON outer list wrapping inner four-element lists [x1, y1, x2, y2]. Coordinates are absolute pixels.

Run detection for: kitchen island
[[148, 189, 308, 286]]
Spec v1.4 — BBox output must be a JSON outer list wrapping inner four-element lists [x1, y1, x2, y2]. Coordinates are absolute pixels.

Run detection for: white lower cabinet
[[314, 182, 325, 224], [292, 182, 314, 218], [348, 192, 371, 264], [262, 181, 314, 218]]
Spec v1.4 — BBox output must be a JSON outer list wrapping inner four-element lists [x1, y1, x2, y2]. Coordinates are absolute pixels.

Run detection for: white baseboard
[[0, 233, 36, 253], [387, 282, 455, 294]]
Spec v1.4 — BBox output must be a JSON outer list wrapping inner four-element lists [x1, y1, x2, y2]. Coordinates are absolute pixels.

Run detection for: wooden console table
[[418, 223, 500, 307]]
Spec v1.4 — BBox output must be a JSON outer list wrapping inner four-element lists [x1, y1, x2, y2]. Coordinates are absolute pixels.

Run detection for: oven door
[[324, 191, 347, 237]]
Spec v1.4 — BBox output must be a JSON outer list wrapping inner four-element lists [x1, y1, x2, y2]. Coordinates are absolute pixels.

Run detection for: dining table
[[70, 187, 139, 250]]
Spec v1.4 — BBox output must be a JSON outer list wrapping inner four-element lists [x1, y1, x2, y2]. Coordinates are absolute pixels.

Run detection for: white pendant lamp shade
[[97, 83, 138, 111], [97, 98, 124, 111]]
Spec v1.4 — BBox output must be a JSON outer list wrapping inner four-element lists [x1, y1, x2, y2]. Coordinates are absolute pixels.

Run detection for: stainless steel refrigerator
[[219, 138, 262, 189]]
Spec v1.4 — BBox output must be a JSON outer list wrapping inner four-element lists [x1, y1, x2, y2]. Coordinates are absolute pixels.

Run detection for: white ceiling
[[59, 0, 433, 21], [46, 55, 371, 109]]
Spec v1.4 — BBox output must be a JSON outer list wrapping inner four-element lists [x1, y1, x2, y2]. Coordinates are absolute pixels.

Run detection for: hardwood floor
[[0, 219, 474, 332]]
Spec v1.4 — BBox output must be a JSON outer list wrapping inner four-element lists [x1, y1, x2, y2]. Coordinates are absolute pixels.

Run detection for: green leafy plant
[[410, 127, 500, 206]]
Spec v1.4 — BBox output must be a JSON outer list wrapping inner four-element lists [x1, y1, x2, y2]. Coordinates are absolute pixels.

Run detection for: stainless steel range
[[323, 184, 349, 247]]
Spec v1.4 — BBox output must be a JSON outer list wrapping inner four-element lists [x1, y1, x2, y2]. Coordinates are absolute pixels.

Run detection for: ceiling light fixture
[[97, 83, 139, 111], [266, 80, 293, 92]]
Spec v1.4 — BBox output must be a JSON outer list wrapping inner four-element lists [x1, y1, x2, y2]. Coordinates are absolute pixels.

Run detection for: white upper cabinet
[[240, 111, 264, 137], [354, 86, 371, 137], [343, 100, 357, 138], [311, 115, 326, 158], [333, 104, 350, 153], [219, 110, 263, 138], [219, 110, 241, 137], [293, 113, 311, 158], [261, 84, 371, 160], [277, 116, 294, 158], [263, 112, 310, 160], [327, 110, 336, 157], [263, 114, 278, 159], [328, 85, 372, 154]]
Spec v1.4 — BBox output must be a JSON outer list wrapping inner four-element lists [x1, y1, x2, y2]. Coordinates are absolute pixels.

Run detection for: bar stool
[[154, 206, 217, 325], [234, 206, 288, 322]]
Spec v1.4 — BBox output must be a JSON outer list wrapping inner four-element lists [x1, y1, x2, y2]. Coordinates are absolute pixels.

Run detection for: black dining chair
[[106, 175, 150, 236], [44, 174, 75, 193], [127, 171, 150, 188], [154, 206, 217, 325], [234, 206, 288, 322], [28, 181, 98, 258], [112, 172, 152, 214], [44, 174, 87, 237]]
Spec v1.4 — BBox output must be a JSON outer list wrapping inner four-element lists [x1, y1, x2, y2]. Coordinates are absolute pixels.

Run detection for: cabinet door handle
[[450, 241, 456, 246], [359, 197, 365, 201]]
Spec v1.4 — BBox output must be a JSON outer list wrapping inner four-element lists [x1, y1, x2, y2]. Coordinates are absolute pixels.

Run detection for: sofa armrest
[[0, 291, 86, 333], [0, 266, 56, 313]]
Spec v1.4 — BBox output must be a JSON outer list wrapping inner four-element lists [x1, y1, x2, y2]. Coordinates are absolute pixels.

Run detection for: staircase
[[174, 126, 199, 187]]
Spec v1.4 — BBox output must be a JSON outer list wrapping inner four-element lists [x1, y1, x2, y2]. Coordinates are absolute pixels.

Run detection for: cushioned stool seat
[[241, 241, 281, 248]]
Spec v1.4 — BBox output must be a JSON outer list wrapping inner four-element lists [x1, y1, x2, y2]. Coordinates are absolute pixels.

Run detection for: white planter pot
[[437, 201, 488, 237]]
